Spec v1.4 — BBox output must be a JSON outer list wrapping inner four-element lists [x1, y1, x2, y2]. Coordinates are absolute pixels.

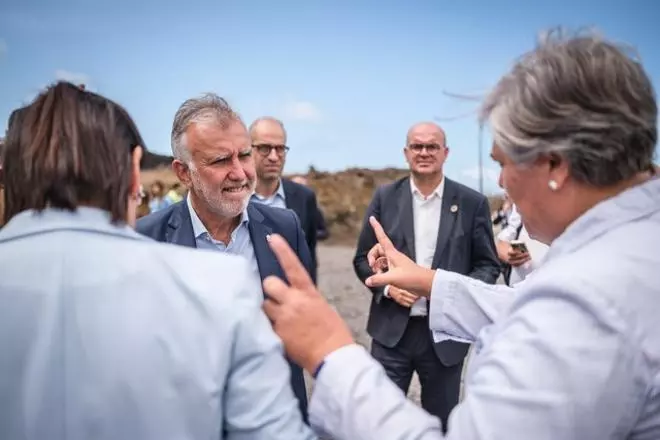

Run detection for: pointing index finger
[[267, 234, 314, 290], [369, 216, 396, 254]]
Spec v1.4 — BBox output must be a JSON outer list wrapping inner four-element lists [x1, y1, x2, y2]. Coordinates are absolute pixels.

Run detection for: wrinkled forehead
[[406, 124, 446, 146], [187, 120, 250, 157]]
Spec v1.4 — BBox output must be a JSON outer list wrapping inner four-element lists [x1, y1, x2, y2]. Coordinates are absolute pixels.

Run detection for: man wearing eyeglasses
[[249, 117, 327, 283], [352, 121, 500, 431]]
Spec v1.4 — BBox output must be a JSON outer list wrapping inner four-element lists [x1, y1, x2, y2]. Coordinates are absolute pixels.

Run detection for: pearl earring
[[548, 180, 559, 191]]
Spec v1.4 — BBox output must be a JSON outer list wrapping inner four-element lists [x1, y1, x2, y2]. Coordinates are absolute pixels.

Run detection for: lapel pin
[[450, 204, 458, 213]]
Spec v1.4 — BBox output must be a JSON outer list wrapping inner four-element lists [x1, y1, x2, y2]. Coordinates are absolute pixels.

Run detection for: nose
[[498, 171, 504, 189], [227, 157, 248, 181], [267, 148, 280, 162], [418, 146, 435, 157]]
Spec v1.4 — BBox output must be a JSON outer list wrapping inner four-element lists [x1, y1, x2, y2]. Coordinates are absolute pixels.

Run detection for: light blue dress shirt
[[309, 177, 660, 439], [186, 196, 263, 299], [148, 196, 171, 213], [251, 179, 287, 209], [0, 207, 316, 440]]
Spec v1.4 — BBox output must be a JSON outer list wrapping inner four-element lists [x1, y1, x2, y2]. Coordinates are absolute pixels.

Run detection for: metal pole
[[436, 89, 490, 194], [477, 124, 484, 194]]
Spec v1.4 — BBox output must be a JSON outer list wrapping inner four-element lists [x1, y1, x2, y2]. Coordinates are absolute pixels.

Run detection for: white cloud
[[281, 100, 322, 123], [54, 69, 91, 87]]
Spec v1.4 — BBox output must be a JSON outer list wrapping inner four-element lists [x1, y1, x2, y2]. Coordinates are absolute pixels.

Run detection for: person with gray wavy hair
[[253, 29, 660, 439], [136, 92, 314, 425]]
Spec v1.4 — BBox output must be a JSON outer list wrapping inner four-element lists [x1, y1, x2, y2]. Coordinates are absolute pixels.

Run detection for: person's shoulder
[[374, 175, 410, 198], [282, 178, 315, 199], [248, 203, 304, 252], [446, 177, 486, 201], [446, 178, 490, 211], [249, 201, 298, 226], [136, 201, 183, 233], [150, 241, 258, 309]]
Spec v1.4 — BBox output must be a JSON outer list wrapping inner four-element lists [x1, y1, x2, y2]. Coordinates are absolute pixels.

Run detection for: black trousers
[[371, 316, 463, 432]]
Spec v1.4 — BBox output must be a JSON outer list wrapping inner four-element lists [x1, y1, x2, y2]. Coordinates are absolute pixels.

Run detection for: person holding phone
[[496, 204, 548, 285], [258, 30, 660, 439]]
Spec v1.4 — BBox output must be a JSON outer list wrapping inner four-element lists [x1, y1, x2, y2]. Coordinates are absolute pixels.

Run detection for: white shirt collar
[[186, 195, 249, 240], [410, 176, 445, 201], [251, 179, 286, 202]]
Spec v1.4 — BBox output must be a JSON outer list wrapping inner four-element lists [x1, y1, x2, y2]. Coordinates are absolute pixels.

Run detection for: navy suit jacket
[[136, 200, 311, 422], [280, 178, 328, 281], [353, 177, 501, 367]]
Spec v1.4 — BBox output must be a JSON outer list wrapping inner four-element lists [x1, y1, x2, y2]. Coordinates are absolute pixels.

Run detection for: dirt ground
[[305, 244, 422, 404]]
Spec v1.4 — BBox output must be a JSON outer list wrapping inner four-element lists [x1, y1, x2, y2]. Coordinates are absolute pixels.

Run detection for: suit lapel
[[166, 202, 197, 248], [247, 204, 280, 281], [399, 178, 416, 259], [431, 178, 459, 268], [282, 180, 298, 211]]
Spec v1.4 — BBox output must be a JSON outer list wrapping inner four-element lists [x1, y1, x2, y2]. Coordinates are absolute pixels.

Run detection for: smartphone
[[510, 240, 529, 254]]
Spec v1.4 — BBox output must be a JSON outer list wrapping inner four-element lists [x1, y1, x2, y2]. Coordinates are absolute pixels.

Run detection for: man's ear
[[172, 159, 191, 188]]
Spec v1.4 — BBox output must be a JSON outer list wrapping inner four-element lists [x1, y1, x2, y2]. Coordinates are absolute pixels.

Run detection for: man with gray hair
[[257, 29, 660, 439], [136, 93, 313, 425]]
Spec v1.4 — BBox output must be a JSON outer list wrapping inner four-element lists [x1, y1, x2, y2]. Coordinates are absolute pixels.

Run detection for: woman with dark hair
[[0, 82, 315, 440], [2, 85, 144, 225]]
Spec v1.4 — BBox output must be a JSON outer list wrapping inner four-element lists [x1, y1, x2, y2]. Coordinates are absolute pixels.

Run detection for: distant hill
[[303, 167, 505, 244], [141, 150, 172, 169], [140, 165, 505, 244]]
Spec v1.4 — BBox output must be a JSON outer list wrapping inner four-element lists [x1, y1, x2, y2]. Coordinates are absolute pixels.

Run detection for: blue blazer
[[136, 200, 312, 422], [280, 178, 327, 281]]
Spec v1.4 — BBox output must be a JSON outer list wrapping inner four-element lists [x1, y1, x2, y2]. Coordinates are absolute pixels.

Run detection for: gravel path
[[306, 244, 421, 404]]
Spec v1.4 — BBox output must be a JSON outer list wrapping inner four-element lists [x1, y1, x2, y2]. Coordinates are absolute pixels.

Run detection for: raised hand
[[365, 216, 435, 297], [262, 234, 354, 373]]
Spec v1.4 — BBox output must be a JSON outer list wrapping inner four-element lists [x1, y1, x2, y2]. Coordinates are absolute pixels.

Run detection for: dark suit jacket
[[281, 178, 328, 282], [136, 200, 311, 422], [353, 176, 501, 367]]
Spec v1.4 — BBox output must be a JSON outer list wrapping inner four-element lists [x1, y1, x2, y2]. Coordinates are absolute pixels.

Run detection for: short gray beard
[[190, 171, 255, 219]]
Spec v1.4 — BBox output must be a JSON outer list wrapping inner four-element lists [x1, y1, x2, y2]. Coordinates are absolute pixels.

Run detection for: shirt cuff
[[429, 270, 470, 343], [308, 344, 374, 437]]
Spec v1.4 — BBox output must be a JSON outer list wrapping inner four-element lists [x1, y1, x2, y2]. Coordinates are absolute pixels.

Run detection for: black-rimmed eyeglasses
[[408, 143, 445, 154], [252, 144, 290, 156]]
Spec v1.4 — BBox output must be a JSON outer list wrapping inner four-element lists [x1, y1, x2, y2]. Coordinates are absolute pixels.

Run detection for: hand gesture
[[388, 286, 419, 307], [365, 216, 435, 297], [262, 235, 354, 373]]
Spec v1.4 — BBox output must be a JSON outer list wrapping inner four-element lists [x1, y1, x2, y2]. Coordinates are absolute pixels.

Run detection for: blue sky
[[1, 0, 658, 193]]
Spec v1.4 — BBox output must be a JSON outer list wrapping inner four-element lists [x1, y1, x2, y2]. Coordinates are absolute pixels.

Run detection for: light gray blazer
[[0, 207, 316, 440], [310, 177, 660, 440]]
